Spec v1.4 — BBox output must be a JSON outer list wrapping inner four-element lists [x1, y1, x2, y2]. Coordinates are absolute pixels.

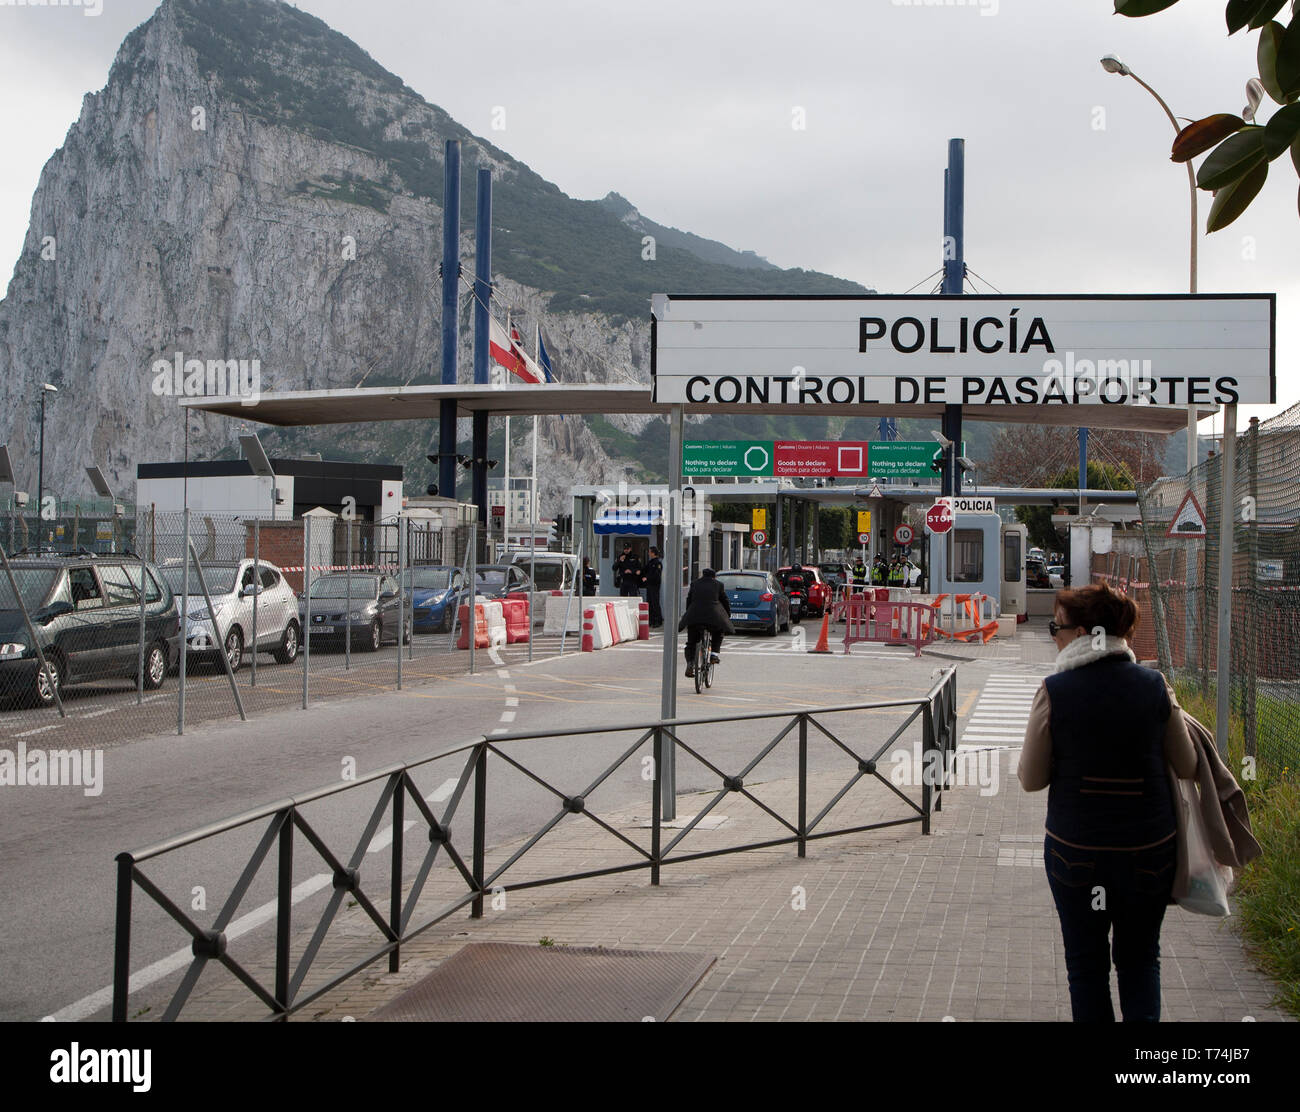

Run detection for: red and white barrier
[[581, 598, 643, 652], [456, 598, 508, 649], [638, 601, 649, 640]]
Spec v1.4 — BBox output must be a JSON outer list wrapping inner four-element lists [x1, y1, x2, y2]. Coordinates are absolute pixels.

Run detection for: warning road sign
[[1166, 491, 1207, 538]]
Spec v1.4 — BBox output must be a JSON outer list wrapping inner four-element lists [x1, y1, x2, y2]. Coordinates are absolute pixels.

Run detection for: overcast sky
[[1, 0, 1295, 432]]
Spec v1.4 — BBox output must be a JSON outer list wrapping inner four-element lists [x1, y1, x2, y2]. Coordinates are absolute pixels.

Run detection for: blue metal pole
[[472, 168, 491, 531], [940, 139, 965, 498], [439, 140, 460, 500]]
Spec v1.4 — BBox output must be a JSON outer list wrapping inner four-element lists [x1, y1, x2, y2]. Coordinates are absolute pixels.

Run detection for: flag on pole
[[537, 329, 555, 383], [489, 316, 544, 383]]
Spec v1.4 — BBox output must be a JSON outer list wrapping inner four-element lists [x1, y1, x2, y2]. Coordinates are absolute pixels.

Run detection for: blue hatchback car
[[402, 566, 465, 633], [717, 570, 789, 636]]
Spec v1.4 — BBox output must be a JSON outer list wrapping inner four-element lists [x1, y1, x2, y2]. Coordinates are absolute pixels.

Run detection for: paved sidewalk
[[167, 730, 1287, 1023]]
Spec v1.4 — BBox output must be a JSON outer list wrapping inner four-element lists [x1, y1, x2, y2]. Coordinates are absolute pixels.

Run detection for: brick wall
[[245, 520, 306, 592]]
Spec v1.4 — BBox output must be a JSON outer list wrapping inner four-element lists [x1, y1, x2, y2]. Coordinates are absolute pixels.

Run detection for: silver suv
[[160, 560, 301, 671]]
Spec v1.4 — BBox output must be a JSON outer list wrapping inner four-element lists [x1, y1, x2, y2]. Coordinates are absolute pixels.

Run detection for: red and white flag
[[489, 317, 545, 384]]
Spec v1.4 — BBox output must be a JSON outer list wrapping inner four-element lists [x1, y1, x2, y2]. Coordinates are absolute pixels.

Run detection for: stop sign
[[925, 500, 953, 535]]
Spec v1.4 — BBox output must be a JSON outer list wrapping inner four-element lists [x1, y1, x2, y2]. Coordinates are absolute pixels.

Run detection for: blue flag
[[537, 332, 555, 382]]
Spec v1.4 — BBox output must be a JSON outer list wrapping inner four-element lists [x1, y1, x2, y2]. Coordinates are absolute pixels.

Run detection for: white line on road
[[15, 724, 63, 738]]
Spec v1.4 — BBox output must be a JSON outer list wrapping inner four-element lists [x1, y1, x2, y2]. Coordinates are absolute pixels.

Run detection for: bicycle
[[692, 629, 716, 694]]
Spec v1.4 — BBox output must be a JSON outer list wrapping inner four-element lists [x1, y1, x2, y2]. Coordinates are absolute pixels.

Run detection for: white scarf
[[1054, 633, 1136, 672]]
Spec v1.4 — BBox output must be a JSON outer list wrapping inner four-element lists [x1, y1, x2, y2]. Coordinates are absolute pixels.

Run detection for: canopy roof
[[182, 382, 1211, 434]]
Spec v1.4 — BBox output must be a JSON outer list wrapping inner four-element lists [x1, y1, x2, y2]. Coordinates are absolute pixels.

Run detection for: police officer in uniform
[[615, 543, 642, 598], [641, 546, 663, 627]]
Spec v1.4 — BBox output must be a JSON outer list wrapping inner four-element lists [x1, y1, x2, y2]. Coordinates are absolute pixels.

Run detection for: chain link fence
[[1116, 403, 1300, 772], [0, 511, 585, 760]]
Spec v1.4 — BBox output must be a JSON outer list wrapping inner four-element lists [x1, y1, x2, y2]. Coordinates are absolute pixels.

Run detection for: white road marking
[[79, 707, 118, 720], [960, 675, 1041, 749], [499, 711, 516, 723], [15, 724, 63, 738], [504, 697, 519, 708]]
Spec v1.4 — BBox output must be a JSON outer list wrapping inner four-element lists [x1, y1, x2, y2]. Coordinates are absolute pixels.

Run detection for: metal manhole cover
[[367, 942, 715, 1022]]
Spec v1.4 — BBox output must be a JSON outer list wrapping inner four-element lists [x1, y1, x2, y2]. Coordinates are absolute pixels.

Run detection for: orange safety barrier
[[501, 598, 530, 643], [925, 593, 1000, 644], [456, 603, 490, 649]]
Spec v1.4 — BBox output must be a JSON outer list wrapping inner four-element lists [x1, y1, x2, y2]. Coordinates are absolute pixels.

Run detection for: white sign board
[[651, 295, 1275, 408], [1257, 560, 1283, 582], [952, 496, 996, 514]]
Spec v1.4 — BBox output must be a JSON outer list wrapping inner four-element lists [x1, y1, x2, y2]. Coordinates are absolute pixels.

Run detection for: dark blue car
[[718, 571, 789, 637], [402, 566, 465, 633]]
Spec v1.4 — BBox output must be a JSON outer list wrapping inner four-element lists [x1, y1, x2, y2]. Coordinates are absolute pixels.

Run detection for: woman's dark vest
[[1044, 656, 1176, 848]]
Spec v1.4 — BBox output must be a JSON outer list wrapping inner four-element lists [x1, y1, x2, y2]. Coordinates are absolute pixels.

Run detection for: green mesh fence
[[1130, 403, 1300, 771]]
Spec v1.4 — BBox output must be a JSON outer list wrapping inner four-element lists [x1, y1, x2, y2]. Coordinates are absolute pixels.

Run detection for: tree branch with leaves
[[1116, 0, 1300, 229]]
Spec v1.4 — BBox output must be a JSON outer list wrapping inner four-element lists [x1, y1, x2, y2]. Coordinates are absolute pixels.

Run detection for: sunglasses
[[1047, 620, 1078, 637]]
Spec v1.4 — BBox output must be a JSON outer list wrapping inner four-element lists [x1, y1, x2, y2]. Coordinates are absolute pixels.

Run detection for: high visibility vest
[[889, 565, 905, 585]]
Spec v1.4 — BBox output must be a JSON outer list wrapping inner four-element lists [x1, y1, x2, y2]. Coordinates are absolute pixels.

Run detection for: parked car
[[776, 566, 829, 618], [1047, 565, 1065, 589], [1026, 558, 1052, 589], [299, 573, 410, 651], [472, 565, 534, 600], [159, 560, 300, 670], [507, 552, 579, 592], [401, 566, 465, 633], [718, 570, 789, 636], [0, 554, 179, 706]]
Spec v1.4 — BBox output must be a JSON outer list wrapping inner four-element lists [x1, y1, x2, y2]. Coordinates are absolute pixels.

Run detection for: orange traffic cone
[[808, 610, 832, 654]]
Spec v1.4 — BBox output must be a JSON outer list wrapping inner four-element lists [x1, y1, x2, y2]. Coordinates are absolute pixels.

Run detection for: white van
[[508, 551, 579, 592]]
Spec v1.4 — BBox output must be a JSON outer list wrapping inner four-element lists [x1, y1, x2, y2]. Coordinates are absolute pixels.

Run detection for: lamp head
[[1100, 54, 1131, 76], [42, 383, 58, 394]]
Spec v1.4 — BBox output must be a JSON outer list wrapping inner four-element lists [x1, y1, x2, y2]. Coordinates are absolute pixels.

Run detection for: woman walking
[[1019, 583, 1197, 1022]]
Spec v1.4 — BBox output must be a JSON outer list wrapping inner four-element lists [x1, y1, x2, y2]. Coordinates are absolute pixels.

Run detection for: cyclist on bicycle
[[679, 568, 733, 678]]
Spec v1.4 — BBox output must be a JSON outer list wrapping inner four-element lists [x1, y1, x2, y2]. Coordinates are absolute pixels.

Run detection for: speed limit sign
[[751, 529, 767, 546], [894, 524, 915, 547]]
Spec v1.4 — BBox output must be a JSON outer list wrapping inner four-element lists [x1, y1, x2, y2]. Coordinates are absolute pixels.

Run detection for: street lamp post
[[1100, 54, 1199, 471], [37, 384, 57, 552]]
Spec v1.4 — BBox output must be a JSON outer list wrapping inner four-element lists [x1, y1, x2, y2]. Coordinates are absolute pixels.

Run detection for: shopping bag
[[1174, 777, 1232, 917]]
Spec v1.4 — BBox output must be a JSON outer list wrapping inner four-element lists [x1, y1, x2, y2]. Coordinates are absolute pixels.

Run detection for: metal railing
[[111, 667, 958, 1021]]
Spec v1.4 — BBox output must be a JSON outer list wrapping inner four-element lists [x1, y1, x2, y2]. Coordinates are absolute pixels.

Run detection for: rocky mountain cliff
[[0, 0, 870, 516]]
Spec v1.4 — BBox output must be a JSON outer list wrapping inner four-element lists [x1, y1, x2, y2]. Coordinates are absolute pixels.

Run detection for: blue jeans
[[1044, 833, 1176, 1022]]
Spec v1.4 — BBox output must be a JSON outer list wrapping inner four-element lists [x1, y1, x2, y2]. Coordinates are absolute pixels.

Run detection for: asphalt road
[[0, 627, 1019, 1022]]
